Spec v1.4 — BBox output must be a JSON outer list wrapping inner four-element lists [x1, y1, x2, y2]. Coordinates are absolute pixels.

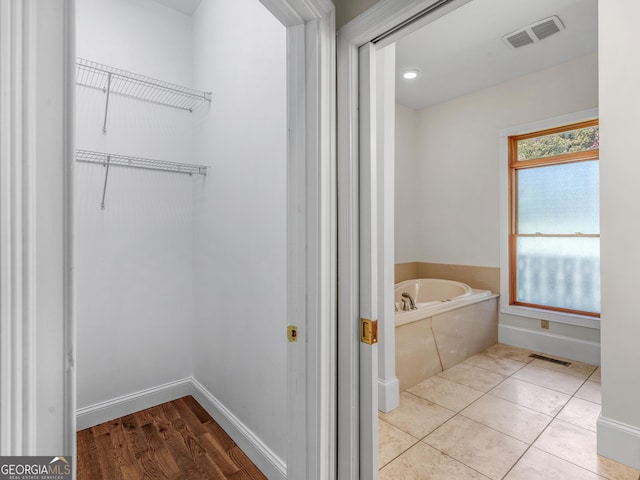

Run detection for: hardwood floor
[[77, 396, 267, 480]]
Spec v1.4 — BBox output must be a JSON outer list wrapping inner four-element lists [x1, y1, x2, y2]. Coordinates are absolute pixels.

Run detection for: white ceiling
[[151, 0, 203, 16], [395, 0, 598, 110]]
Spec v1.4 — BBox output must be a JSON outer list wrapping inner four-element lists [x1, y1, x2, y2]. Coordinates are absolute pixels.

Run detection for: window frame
[[508, 119, 600, 317]]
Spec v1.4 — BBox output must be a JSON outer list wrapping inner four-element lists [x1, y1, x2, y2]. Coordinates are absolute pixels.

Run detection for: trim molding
[[75, 378, 192, 430], [191, 378, 286, 480], [597, 415, 640, 470], [498, 324, 600, 365], [63, 0, 76, 457], [75, 377, 287, 480], [377, 377, 400, 413], [337, 2, 472, 477]]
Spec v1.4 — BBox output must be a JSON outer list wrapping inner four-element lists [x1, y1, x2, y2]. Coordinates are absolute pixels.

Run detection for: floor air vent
[[529, 353, 572, 367], [503, 16, 565, 49]]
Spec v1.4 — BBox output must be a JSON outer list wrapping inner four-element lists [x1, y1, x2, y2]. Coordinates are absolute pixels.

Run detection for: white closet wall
[[75, 0, 195, 410], [191, 0, 288, 463], [76, 0, 289, 468]]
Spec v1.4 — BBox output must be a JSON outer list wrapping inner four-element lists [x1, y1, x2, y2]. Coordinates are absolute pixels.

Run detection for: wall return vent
[[503, 16, 565, 49]]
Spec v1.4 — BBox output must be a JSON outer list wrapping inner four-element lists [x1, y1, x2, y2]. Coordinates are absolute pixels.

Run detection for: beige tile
[[407, 375, 484, 412], [530, 355, 597, 379], [589, 366, 601, 383], [534, 420, 595, 471], [395, 262, 419, 283], [437, 363, 506, 392], [575, 380, 602, 404], [379, 392, 455, 439], [461, 394, 552, 443], [464, 352, 527, 376], [378, 419, 418, 469], [379, 442, 491, 480], [424, 416, 528, 480], [395, 318, 443, 391], [534, 420, 640, 480], [512, 364, 585, 395], [505, 447, 604, 480], [556, 397, 601, 432], [417, 262, 500, 293], [431, 299, 499, 371], [490, 377, 571, 416], [485, 343, 535, 363], [463, 299, 500, 360]]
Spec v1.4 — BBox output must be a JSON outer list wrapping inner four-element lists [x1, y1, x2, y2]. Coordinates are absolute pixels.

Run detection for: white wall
[[191, 0, 288, 465], [75, 0, 194, 409], [394, 104, 419, 263], [598, 0, 640, 469], [407, 53, 598, 267]]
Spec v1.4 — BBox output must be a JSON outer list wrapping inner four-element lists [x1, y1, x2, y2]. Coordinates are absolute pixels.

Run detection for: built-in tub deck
[[394, 278, 499, 391]]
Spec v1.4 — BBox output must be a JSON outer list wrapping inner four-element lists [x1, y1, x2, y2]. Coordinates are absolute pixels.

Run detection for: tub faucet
[[401, 292, 417, 310]]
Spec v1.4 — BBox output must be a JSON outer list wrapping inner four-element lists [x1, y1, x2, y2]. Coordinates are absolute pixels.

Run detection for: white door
[[358, 41, 379, 480]]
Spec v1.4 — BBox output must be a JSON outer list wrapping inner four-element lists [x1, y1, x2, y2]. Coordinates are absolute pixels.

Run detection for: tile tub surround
[[395, 262, 419, 284], [395, 296, 498, 391], [379, 344, 640, 480], [395, 262, 500, 293]]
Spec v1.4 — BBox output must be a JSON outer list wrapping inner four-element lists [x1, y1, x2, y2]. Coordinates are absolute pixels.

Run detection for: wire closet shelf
[[76, 58, 212, 111], [76, 149, 208, 176]]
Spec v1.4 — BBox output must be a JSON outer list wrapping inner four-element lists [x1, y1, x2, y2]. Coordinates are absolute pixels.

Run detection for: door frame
[[0, 0, 75, 455], [336, 1, 472, 478], [260, 1, 337, 478]]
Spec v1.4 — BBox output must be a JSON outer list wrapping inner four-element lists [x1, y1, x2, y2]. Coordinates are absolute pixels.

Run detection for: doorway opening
[[338, 0, 600, 477]]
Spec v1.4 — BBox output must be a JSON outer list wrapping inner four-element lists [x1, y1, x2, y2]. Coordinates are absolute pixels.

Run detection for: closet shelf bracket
[[76, 149, 208, 209], [100, 155, 111, 210], [76, 58, 212, 134], [102, 72, 112, 134]]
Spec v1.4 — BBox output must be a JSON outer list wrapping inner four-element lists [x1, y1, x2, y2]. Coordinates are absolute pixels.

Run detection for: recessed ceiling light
[[403, 70, 419, 80]]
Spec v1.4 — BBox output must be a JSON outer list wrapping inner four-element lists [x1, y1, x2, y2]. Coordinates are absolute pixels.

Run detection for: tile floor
[[378, 343, 640, 480]]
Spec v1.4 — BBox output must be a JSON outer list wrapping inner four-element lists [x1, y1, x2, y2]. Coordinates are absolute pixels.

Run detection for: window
[[509, 119, 600, 317]]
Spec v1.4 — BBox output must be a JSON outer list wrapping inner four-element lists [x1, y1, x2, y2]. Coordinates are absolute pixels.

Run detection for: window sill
[[500, 303, 600, 330]]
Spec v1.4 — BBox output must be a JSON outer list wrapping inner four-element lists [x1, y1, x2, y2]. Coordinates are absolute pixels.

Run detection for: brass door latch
[[360, 318, 378, 345], [287, 325, 298, 342]]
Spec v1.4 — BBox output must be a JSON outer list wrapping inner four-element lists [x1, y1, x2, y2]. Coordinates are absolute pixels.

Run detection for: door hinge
[[360, 318, 378, 345], [287, 325, 298, 342]]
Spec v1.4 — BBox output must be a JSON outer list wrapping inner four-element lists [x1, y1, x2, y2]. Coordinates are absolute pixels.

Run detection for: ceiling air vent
[[503, 16, 565, 49]]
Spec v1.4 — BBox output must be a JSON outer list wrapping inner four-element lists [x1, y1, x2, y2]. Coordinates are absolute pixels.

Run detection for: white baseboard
[[377, 376, 400, 413], [597, 415, 640, 470], [190, 378, 286, 480], [76, 377, 287, 480], [75, 377, 192, 430], [498, 324, 600, 365]]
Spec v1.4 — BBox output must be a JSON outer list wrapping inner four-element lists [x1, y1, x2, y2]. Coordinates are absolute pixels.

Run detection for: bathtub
[[394, 278, 499, 391], [395, 278, 492, 326]]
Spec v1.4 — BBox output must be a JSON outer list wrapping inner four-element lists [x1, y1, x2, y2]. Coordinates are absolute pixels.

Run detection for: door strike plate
[[360, 318, 378, 345], [287, 325, 298, 342]]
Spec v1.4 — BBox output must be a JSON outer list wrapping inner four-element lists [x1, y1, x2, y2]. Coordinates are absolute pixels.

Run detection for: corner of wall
[[597, 415, 640, 470], [377, 377, 400, 413], [76, 377, 288, 480], [191, 378, 287, 480], [395, 262, 419, 283]]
